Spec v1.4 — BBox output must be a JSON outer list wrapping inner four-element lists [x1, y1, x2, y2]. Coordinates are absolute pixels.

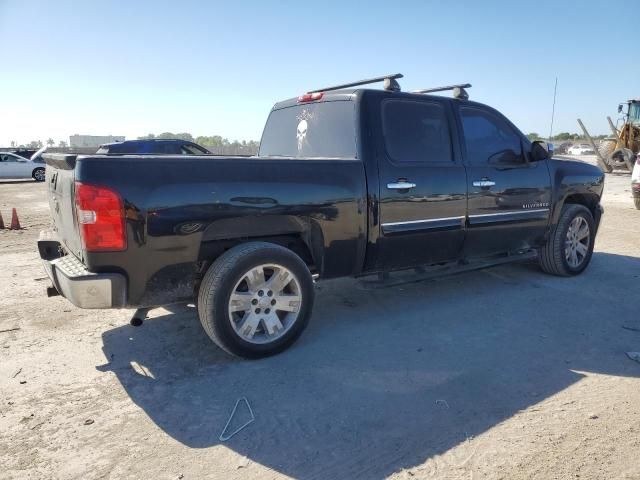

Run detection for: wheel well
[[196, 235, 316, 277], [563, 193, 599, 218]]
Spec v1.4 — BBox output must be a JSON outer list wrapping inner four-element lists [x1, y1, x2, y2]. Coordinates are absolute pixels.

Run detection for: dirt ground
[[1, 156, 639, 480]]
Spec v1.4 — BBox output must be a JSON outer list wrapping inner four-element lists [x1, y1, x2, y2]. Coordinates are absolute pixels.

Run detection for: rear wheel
[[32, 168, 45, 182], [197, 242, 314, 358], [538, 204, 595, 276], [634, 197, 640, 210]]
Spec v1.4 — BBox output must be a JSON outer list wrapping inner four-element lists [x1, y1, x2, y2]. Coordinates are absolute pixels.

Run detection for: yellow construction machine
[[582, 99, 639, 172]]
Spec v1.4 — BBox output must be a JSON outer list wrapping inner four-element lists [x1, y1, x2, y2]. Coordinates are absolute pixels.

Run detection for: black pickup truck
[[40, 74, 604, 358]]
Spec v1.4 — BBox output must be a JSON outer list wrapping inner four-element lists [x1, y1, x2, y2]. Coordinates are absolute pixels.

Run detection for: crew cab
[[39, 74, 605, 358]]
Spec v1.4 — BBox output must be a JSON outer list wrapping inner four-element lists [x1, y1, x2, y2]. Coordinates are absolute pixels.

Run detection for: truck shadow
[[99, 251, 639, 479]]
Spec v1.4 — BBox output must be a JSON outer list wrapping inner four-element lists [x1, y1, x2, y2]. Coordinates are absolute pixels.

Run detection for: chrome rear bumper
[[39, 231, 126, 309]]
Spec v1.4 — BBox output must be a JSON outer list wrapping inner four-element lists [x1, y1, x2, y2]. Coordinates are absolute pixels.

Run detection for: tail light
[[75, 182, 126, 251], [297, 92, 323, 102]]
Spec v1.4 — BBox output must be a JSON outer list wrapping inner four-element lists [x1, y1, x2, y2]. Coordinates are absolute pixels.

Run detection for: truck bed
[[43, 153, 368, 306]]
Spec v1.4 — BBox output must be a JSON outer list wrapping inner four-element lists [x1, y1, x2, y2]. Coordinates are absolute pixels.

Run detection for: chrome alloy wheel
[[34, 169, 45, 182], [228, 264, 302, 344], [565, 216, 590, 268]]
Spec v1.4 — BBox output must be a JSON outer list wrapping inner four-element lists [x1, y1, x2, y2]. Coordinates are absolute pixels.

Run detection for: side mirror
[[618, 104, 623, 113], [530, 140, 550, 161]]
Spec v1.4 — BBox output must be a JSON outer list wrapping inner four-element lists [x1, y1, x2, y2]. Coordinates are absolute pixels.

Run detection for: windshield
[[259, 100, 357, 159], [629, 102, 640, 125]]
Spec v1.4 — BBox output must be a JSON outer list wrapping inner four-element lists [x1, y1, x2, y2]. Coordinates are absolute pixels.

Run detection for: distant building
[[69, 134, 125, 148]]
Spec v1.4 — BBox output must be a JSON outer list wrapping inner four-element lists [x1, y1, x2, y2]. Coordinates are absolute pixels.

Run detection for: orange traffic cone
[[0, 210, 4, 229], [10, 208, 21, 230]]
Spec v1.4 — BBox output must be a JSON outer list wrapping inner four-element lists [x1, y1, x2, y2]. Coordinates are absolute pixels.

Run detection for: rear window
[[259, 101, 357, 159]]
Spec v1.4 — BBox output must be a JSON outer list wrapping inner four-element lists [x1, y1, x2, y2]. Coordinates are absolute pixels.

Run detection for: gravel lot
[[1, 157, 639, 480]]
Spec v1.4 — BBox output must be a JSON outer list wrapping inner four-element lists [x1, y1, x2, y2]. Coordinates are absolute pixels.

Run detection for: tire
[[610, 148, 635, 171], [197, 242, 314, 358], [634, 197, 640, 210], [598, 138, 617, 165], [538, 204, 595, 276], [32, 168, 45, 182]]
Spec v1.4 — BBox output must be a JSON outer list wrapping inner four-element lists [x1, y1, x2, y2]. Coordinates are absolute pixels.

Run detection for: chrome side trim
[[382, 215, 465, 227], [382, 209, 549, 234], [468, 208, 549, 218], [382, 216, 465, 235]]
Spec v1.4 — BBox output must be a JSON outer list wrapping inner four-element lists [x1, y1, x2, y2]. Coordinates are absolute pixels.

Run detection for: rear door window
[[382, 100, 453, 163], [259, 101, 357, 159]]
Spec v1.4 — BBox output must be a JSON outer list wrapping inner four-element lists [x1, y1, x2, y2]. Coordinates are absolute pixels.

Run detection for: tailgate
[[43, 154, 83, 260]]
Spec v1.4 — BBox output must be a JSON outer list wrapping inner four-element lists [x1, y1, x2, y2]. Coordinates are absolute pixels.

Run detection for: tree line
[[8, 133, 260, 153], [10, 139, 67, 149], [11, 131, 610, 152], [526, 132, 608, 142], [137, 132, 259, 151]]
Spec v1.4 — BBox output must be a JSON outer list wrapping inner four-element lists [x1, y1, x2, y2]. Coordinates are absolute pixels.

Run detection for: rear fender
[[199, 214, 323, 269]]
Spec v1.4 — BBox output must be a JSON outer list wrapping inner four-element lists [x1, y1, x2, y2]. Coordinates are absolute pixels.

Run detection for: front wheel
[[32, 168, 45, 182], [538, 204, 595, 276], [197, 242, 314, 358]]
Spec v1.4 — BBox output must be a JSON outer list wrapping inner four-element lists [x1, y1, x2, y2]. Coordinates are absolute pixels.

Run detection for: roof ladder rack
[[307, 73, 403, 94], [412, 83, 472, 100]]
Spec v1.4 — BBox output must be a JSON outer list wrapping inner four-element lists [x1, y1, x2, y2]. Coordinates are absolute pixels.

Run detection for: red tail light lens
[[75, 182, 126, 251], [297, 92, 323, 102]]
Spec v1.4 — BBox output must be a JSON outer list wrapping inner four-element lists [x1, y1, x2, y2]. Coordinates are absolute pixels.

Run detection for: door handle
[[387, 181, 417, 190], [472, 180, 496, 188]]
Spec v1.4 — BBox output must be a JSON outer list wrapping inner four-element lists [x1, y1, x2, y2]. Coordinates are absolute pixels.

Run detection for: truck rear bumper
[[38, 232, 127, 309]]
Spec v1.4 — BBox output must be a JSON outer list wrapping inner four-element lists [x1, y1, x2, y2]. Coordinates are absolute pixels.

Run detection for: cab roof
[[273, 74, 472, 110], [272, 88, 472, 110]]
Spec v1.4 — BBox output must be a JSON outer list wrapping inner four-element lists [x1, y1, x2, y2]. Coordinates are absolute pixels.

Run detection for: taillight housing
[[297, 92, 323, 102], [75, 182, 126, 252]]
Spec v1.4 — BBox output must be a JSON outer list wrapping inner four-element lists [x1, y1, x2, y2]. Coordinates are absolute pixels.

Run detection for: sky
[[1, 0, 637, 146]]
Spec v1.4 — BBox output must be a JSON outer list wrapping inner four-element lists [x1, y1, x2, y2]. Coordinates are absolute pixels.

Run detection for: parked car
[[567, 143, 595, 155], [0, 149, 46, 181], [39, 75, 604, 358], [554, 141, 572, 154], [632, 155, 640, 209], [96, 139, 211, 155]]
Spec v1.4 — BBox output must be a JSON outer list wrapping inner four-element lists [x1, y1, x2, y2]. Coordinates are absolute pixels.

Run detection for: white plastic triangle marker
[[219, 397, 255, 442]]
